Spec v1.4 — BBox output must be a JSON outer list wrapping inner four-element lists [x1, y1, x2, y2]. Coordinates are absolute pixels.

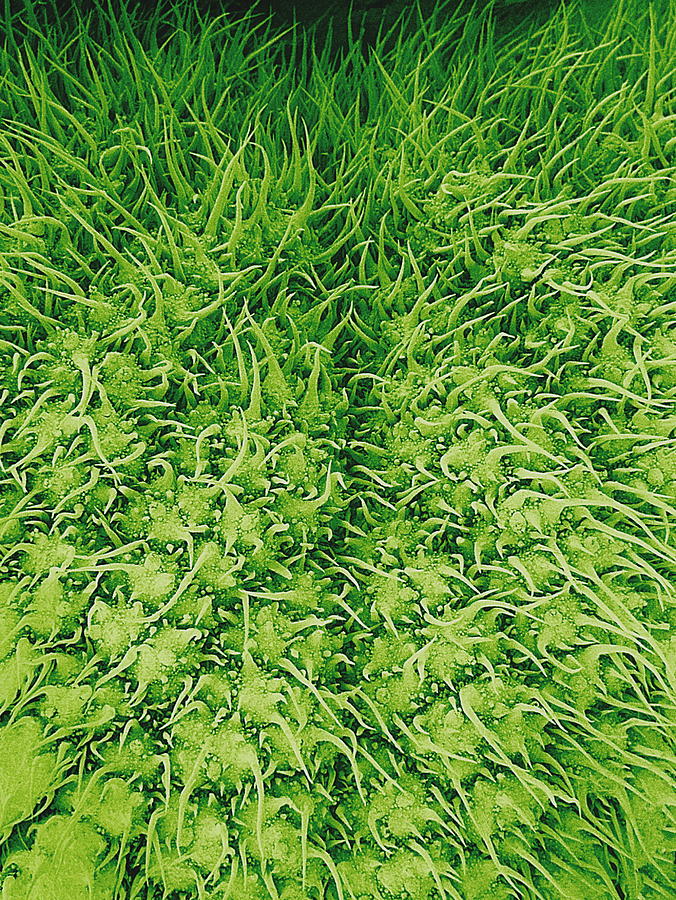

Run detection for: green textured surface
[[0, 0, 675, 897]]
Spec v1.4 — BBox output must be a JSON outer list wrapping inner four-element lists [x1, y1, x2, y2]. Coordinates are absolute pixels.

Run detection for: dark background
[[6, 0, 570, 62]]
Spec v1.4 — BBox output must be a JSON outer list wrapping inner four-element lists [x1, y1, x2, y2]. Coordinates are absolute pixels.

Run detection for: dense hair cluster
[[0, 0, 674, 898]]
